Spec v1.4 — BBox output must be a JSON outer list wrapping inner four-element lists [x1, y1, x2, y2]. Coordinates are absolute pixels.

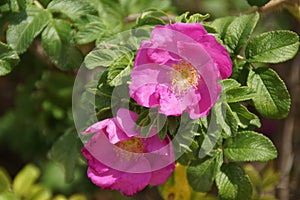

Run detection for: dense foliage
[[0, 0, 299, 199]]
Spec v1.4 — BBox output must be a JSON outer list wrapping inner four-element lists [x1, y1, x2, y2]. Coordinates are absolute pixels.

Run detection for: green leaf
[[135, 109, 150, 128], [247, 0, 270, 7], [173, 114, 200, 154], [174, 12, 210, 23], [27, 184, 52, 200], [47, 0, 96, 20], [107, 54, 133, 86], [75, 15, 106, 44], [121, 0, 171, 14], [41, 19, 83, 70], [13, 164, 40, 197], [244, 164, 262, 189], [84, 46, 129, 69], [247, 68, 290, 119], [202, 24, 217, 34], [175, 12, 189, 23], [0, 191, 19, 200], [7, 6, 51, 53], [187, 151, 223, 192], [225, 86, 256, 103], [262, 163, 280, 191], [108, 64, 131, 86], [0, 0, 26, 12], [136, 9, 167, 26], [0, 167, 11, 192], [198, 102, 223, 158], [187, 13, 210, 23], [216, 163, 252, 200], [89, 0, 123, 31], [136, 109, 168, 139], [94, 81, 113, 121], [222, 103, 238, 137], [224, 131, 277, 162], [0, 42, 20, 76], [210, 16, 234, 40], [246, 30, 299, 63], [229, 103, 261, 128], [49, 130, 79, 182], [221, 78, 241, 92], [224, 12, 259, 54], [158, 116, 168, 141]]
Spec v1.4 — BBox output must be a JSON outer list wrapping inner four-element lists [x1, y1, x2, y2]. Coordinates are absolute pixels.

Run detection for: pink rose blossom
[[81, 108, 175, 196], [129, 23, 232, 119]]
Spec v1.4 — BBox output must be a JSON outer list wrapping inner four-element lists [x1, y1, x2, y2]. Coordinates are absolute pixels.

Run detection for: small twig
[[33, 0, 44, 9], [245, 0, 287, 14], [236, 55, 245, 60]]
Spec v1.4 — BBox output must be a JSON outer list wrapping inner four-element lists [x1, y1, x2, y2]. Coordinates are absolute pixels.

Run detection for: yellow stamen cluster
[[114, 138, 144, 161], [169, 60, 200, 95]]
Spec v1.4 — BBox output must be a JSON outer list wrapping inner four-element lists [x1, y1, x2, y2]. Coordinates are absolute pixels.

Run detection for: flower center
[[116, 138, 144, 153], [114, 138, 144, 161], [169, 60, 200, 95]]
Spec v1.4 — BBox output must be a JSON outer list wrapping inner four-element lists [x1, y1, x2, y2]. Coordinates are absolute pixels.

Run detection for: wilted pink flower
[[129, 23, 232, 119], [81, 108, 175, 196]]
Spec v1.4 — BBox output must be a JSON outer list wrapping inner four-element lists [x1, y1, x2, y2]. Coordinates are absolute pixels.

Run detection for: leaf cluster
[[0, 164, 87, 200], [0, 0, 173, 74]]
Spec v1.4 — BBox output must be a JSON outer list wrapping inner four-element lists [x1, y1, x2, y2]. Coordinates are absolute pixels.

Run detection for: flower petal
[[166, 22, 208, 41], [176, 41, 213, 70], [82, 119, 111, 134], [130, 63, 172, 97], [110, 171, 151, 196], [87, 167, 117, 188], [142, 134, 175, 173], [115, 108, 139, 138], [82, 118, 129, 144], [149, 163, 175, 185], [198, 35, 232, 79]]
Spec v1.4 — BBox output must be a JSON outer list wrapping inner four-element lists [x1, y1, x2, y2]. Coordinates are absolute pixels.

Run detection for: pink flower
[[81, 108, 175, 196], [129, 23, 232, 119]]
